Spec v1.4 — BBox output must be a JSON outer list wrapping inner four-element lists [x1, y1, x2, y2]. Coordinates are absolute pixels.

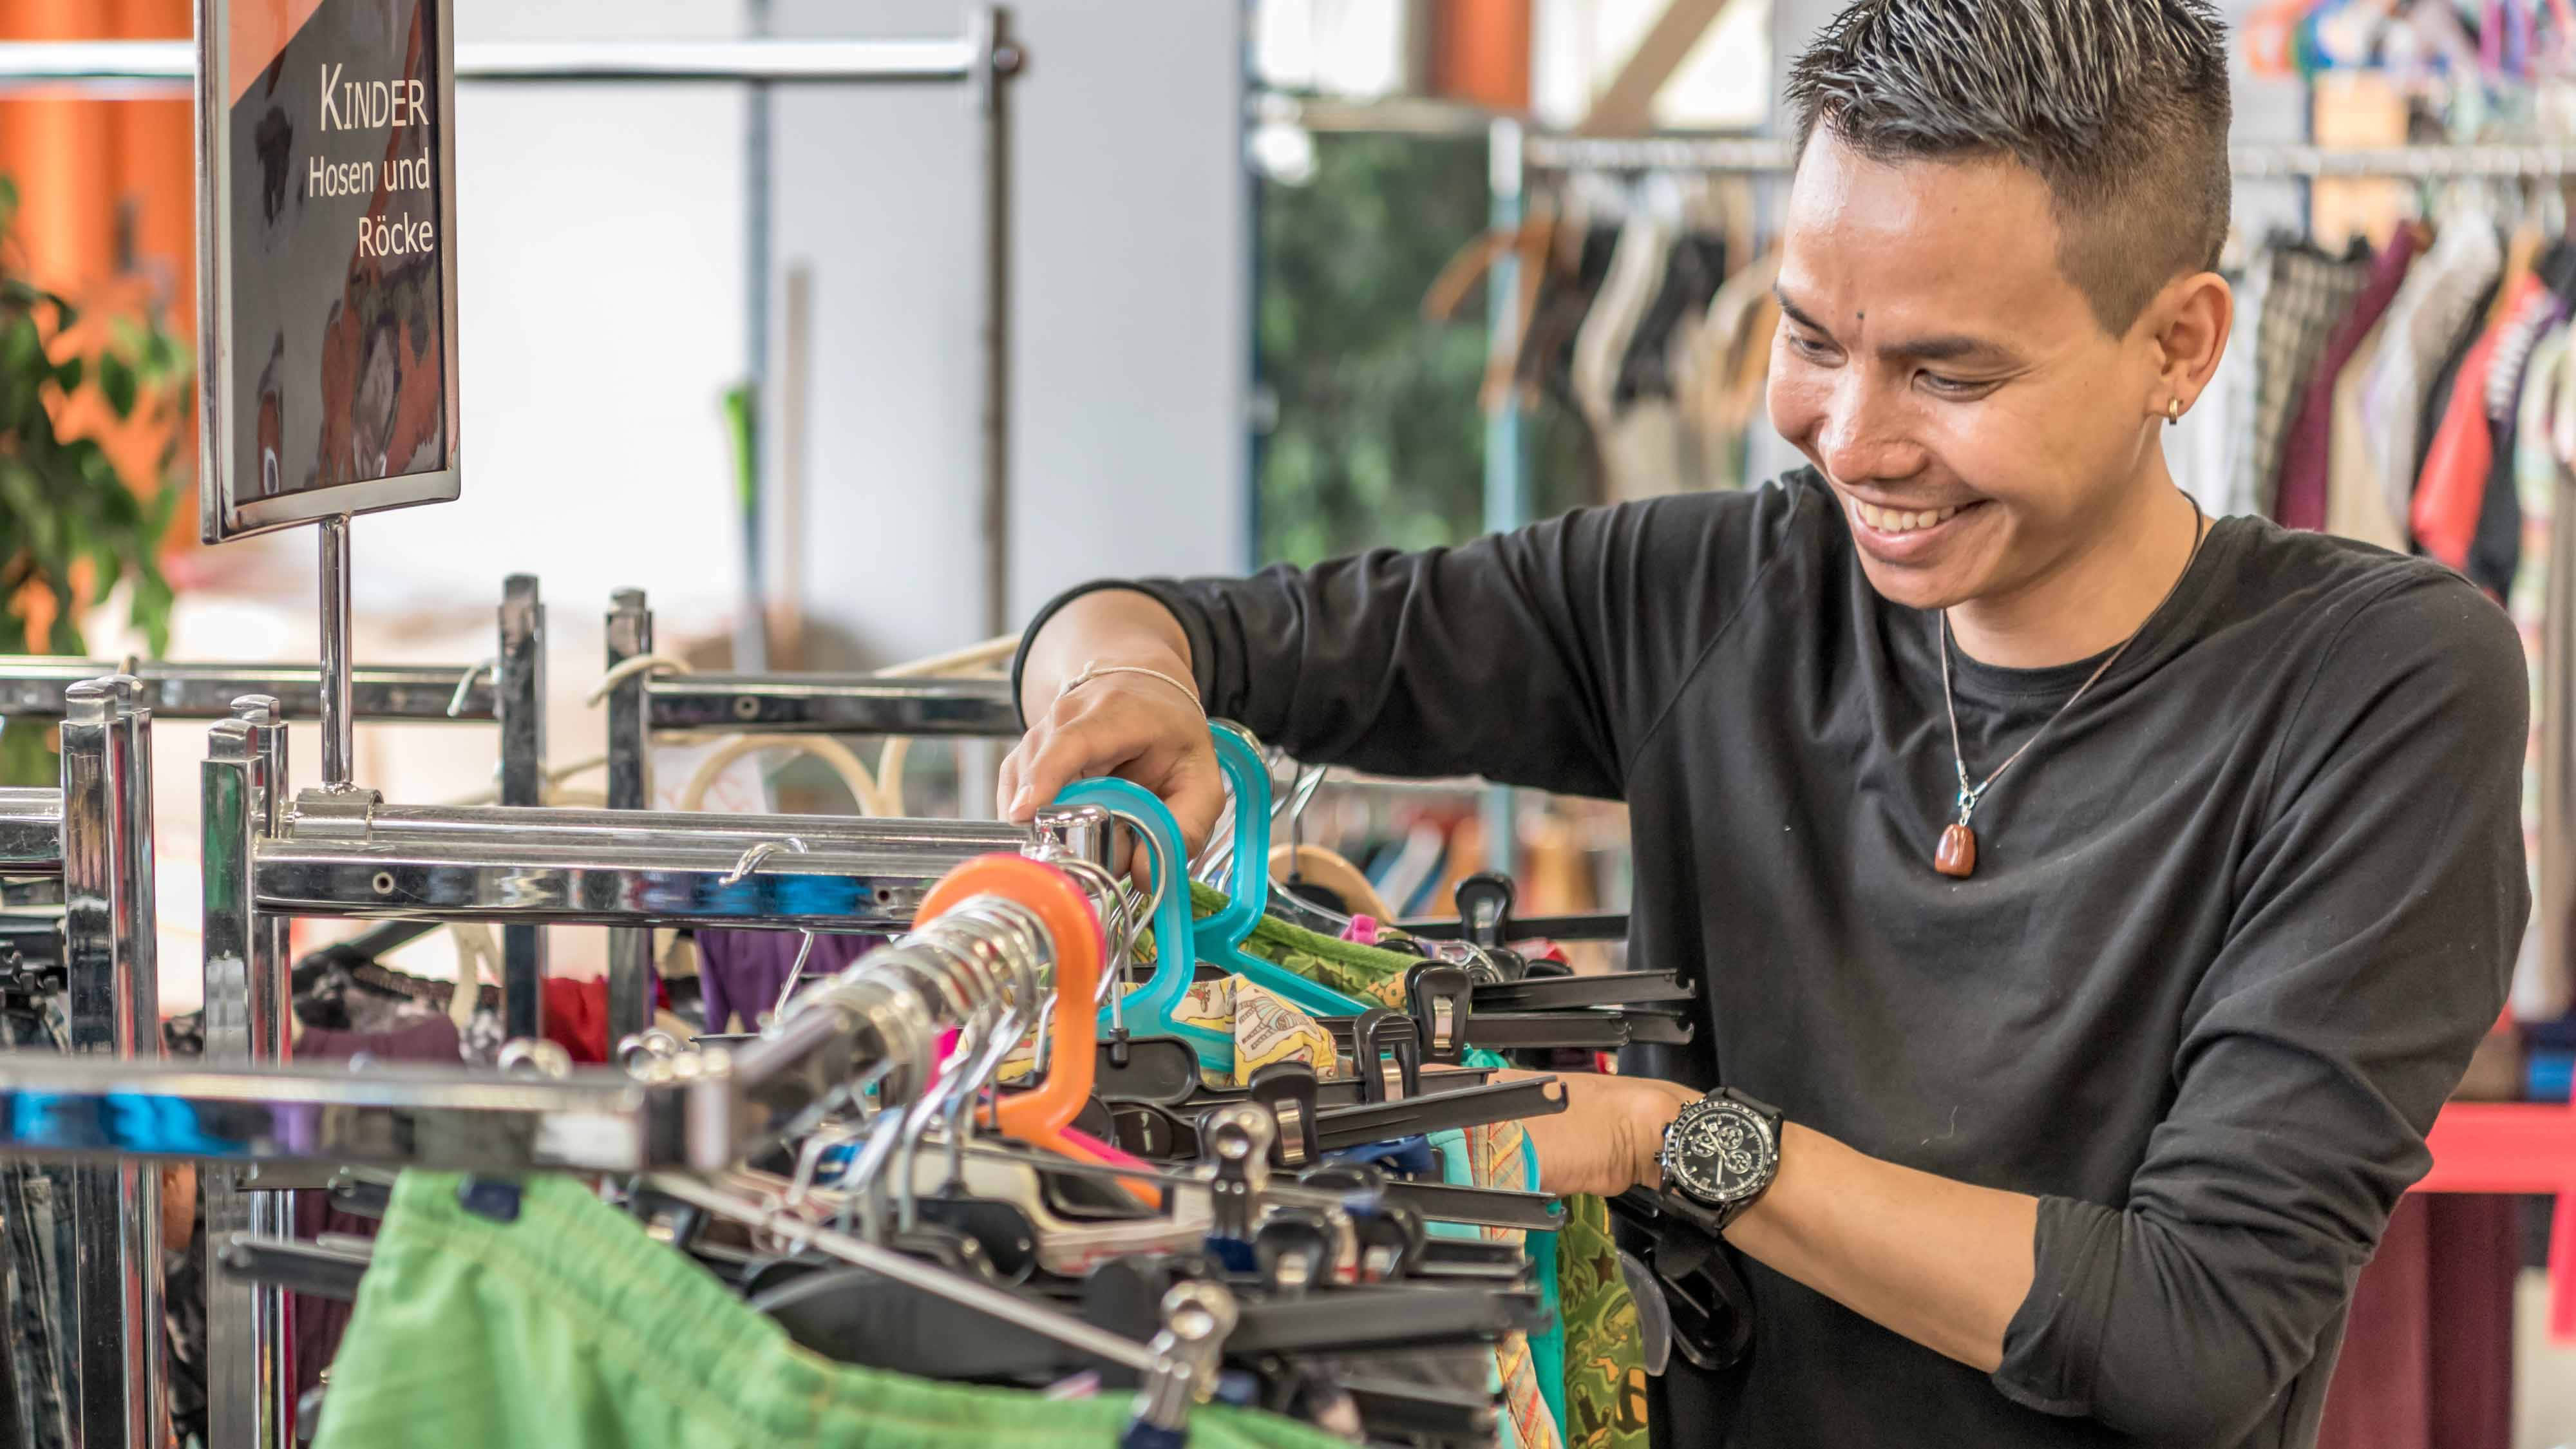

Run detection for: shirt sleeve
[[1019, 484, 1805, 799], [1991, 573, 2530, 1444]]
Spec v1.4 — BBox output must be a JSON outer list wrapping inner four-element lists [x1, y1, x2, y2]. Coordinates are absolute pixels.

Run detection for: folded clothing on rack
[[310, 1173, 1345, 1449]]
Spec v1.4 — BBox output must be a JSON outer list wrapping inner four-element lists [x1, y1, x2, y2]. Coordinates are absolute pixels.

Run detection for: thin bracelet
[[1059, 662, 1206, 719]]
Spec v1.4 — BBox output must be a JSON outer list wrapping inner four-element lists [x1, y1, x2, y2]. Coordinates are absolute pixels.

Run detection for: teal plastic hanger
[[1193, 725, 1375, 1019], [1054, 777, 1234, 1070]]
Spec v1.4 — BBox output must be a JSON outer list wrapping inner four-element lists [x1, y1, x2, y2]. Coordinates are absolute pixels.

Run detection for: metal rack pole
[[976, 6, 1022, 641], [59, 678, 164, 1449], [496, 576, 548, 1041], [1482, 118, 1527, 881], [317, 518, 355, 790], [201, 697, 295, 1449], [0, 37, 994, 91], [0, 661, 495, 722], [605, 590, 658, 1043]]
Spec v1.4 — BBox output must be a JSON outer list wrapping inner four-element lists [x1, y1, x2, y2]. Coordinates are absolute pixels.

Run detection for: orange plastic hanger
[[915, 854, 1159, 1206]]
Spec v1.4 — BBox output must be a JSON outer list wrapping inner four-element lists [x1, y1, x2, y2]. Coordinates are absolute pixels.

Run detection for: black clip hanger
[[1454, 872, 1515, 949], [1471, 969, 1696, 1013], [1227, 1283, 1551, 1353], [1247, 1061, 1323, 1168], [1405, 963, 1474, 1065], [1312, 1075, 1567, 1153], [1349, 1008, 1423, 1103], [216, 1233, 372, 1303], [1337, 1375, 1502, 1444], [1090, 1030, 1204, 1106], [1607, 1187, 1757, 1372]]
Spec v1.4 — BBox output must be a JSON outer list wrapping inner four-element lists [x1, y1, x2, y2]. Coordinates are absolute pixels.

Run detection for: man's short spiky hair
[[1786, 0, 2232, 334]]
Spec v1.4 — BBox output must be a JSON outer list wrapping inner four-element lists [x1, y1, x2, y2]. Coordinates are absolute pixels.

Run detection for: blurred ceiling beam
[[1578, 0, 1736, 136]]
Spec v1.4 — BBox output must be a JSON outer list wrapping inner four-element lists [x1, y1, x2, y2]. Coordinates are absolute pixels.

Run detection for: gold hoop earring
[[2166, 398, 2183, 427]]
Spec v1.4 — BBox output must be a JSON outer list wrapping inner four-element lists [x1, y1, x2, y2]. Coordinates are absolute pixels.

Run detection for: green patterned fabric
[[314, 1173, 1343, 1449], [1177, 883, 1653, 1446], [1555, 1194, 1649, 1449], [1130, 883, 1414, 1009]]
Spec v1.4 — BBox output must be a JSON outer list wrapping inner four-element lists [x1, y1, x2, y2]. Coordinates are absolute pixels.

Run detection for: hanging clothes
[[2519, 323, 2576, 1022], [2328, 310, 2412, 551], [694, 930, 886, 1035], [2412, 271, 2544, 588], [310, 1173, 1345, 1449], [2363, 216, 2506, 535], [2238, 235, 2374, 518], [2277, 223, 2427, 532]]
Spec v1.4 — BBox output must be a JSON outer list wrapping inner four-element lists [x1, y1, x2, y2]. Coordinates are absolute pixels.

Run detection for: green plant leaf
[[0, 720, 57, 790], [52, 354, 82, 396], [98, 352, 137, 421]]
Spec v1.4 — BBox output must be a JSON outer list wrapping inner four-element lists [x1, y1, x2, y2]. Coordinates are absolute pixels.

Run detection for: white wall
[[331, 0, 752, 622], [768, 0, 1250, 668], [316, 0, 1247, 666]]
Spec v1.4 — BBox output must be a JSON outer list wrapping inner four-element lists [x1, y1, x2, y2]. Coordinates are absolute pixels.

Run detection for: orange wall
[[0, 0, 197, 332], [0, 0, 199, 612], [1430, 0, 1531, 113]]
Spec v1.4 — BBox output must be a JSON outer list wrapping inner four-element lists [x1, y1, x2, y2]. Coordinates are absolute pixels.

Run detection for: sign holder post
[[194, 2, 458, 1441]]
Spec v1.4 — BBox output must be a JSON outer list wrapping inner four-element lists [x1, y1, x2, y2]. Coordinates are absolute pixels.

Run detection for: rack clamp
[[290, 785, 383, 839]]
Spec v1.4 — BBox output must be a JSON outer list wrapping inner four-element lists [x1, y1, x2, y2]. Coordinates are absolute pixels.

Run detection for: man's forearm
[[1018, 587, 1196, 723], [1725, 1122, 2038, 1373]]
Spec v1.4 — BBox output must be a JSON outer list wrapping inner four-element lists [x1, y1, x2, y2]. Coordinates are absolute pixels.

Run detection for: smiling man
[[1001, 1, 2528, 1444]]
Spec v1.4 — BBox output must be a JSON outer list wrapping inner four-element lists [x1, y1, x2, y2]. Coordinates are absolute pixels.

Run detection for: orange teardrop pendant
[[1935, 822, 1978, 878]]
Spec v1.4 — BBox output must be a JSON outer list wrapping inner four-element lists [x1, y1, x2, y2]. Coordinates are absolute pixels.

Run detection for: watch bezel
[[1659, 1092, 1779, 1210]]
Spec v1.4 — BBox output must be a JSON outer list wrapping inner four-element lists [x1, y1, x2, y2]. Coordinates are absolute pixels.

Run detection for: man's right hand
[[999, 589, 1228, 857]]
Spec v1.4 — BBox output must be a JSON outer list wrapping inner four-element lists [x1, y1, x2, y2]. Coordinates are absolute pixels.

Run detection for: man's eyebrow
[[1886, 333, 2022, 365], [1774, 286, 1831, 336], [1774, 285, 2022, 367]]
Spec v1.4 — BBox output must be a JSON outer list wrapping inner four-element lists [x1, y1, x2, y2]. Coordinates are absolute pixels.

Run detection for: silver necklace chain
[[1938, 497, 2208, 828]]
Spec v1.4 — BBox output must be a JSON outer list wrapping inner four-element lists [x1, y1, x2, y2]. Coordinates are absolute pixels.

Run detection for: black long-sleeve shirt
[[1038, 469, 2528, 1448]]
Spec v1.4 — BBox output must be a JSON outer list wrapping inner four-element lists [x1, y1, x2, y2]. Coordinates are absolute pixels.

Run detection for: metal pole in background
[[604, 589, 656, 1043], [202, 696, 294, 1449], [959, 6, 1021, 823], [317, 517, 355, 789], [61, 677, 165, 1449], [1481, 118, 1528, 880], [975, 6, 1021, 642], [495, 576, 548, 1041], [739, 0, 774, 674]]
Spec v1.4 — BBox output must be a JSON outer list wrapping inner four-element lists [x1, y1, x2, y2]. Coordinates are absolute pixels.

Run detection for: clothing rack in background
[[1520, 136, 2576, 177]]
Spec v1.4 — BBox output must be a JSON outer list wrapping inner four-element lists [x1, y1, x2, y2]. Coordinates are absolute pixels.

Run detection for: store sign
[[198, 0, 459, 544]]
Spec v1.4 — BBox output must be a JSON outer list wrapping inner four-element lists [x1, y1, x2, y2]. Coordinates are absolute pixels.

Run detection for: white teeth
[[1852, 499, 1965, 535]]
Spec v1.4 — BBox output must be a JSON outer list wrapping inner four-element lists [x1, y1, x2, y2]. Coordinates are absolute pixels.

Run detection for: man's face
[[1767, 132, 2164, 613]]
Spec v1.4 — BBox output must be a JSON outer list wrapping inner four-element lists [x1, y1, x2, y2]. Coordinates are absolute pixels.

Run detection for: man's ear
[[2141, 270, 2233, 417]]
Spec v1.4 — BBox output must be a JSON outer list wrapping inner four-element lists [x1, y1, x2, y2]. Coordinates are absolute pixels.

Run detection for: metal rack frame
[[184, 703, 1095, 1449], [0, 679, 167, 1449], [600, 585, 1025, 1043]]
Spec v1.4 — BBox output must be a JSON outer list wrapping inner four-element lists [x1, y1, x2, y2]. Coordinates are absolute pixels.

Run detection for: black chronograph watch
[[1655, 1087, 1784, 1233]]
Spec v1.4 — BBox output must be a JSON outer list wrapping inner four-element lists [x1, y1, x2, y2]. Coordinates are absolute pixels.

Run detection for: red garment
[[2314, 1193, 2519, 1449], [542, 976, 612, 1063], [2414, 274, 2544, 569]]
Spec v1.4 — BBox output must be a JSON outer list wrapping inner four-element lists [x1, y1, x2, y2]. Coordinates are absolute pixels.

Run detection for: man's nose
[[1815, 381, 1926, 486]]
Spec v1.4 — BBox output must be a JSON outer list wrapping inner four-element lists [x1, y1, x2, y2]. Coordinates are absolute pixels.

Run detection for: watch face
[[1667, 1097, 1776, 1208]]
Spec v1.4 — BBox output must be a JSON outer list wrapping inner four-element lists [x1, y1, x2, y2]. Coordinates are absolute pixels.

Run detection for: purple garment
[[695, 930, 886, 1032], [2278, 223, 2425, 531], [289, 1015, 464, 1404]]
